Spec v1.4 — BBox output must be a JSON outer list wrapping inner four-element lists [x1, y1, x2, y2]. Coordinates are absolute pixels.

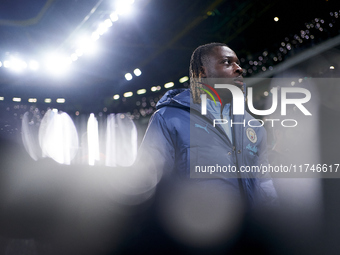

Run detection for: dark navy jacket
[[137, 88, 277, 206]]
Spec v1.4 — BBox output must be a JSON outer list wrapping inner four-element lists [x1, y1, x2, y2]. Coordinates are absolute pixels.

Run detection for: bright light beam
[[3, 61, 11, 68], [91, 31, 100, 41], [104, 19, 113, 28], [77, 36, 97, 55], [29, 60, 40, 71], [97, 22, 108, 35], [10, 58, 27, 72], [45, 53, 72, 75], [115, 0, 134, 15], [110, 12, 119, 22]]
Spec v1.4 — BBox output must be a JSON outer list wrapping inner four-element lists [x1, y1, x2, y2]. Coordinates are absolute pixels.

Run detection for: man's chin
[[233, 82, 244, 93]]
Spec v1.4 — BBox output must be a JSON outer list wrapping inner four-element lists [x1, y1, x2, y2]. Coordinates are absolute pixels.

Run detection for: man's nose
[[234, 63, 243, 74]]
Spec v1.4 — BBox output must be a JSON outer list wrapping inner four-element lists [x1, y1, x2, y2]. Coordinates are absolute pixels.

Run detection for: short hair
[[189, 42, 228, 104]]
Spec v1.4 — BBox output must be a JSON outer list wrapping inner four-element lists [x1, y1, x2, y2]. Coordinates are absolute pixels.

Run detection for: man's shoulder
[[156, 89, 190, 109], [153, 104, 190, 120]]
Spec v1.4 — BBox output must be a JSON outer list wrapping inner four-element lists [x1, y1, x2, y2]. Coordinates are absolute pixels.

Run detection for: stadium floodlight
[[134, 68, 142, 76], [28, 98, 37, 103], [91, 31, 100, 41], [164, 82, 174, 88], [115, 0, 134, 15], [77, 36, 97, 55], [123, 92, 133, 97], [45, 53, 72, 75], [29, 60, 40, 71], [75, 49, 83, 57], [179, 76, 189, 83], [10, 58, 27, 72], [3, 61, 10, 68], [71, 53, 78, 61], [104, 19, 113, 28], [110, 12, 119, 22], [137, 89, 146, 95], [97, 22, 108, 35], [57, 98, 66, 103], [125, 73, 133, 81]]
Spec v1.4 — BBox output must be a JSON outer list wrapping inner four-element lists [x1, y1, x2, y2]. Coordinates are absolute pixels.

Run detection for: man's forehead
[[202, 46, 236, 64], [210, 46, 235, 58]]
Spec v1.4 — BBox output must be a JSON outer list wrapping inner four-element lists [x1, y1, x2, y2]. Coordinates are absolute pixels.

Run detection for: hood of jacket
[[156, 88, 201, 113]]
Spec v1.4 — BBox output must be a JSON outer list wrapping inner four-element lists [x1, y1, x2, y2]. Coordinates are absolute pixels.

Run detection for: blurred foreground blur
[[0, 137, 334, 255], [0, 79, 339, 254]]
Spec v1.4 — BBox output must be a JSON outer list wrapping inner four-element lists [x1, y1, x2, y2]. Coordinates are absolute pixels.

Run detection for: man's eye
[[223, 59, 230, 64]]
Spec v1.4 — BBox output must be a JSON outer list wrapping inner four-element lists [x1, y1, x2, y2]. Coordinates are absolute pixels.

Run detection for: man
[[137, 42, 277, 207]]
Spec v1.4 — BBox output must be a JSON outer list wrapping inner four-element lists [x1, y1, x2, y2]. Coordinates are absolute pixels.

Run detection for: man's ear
[[199, 66, 207, 78]]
